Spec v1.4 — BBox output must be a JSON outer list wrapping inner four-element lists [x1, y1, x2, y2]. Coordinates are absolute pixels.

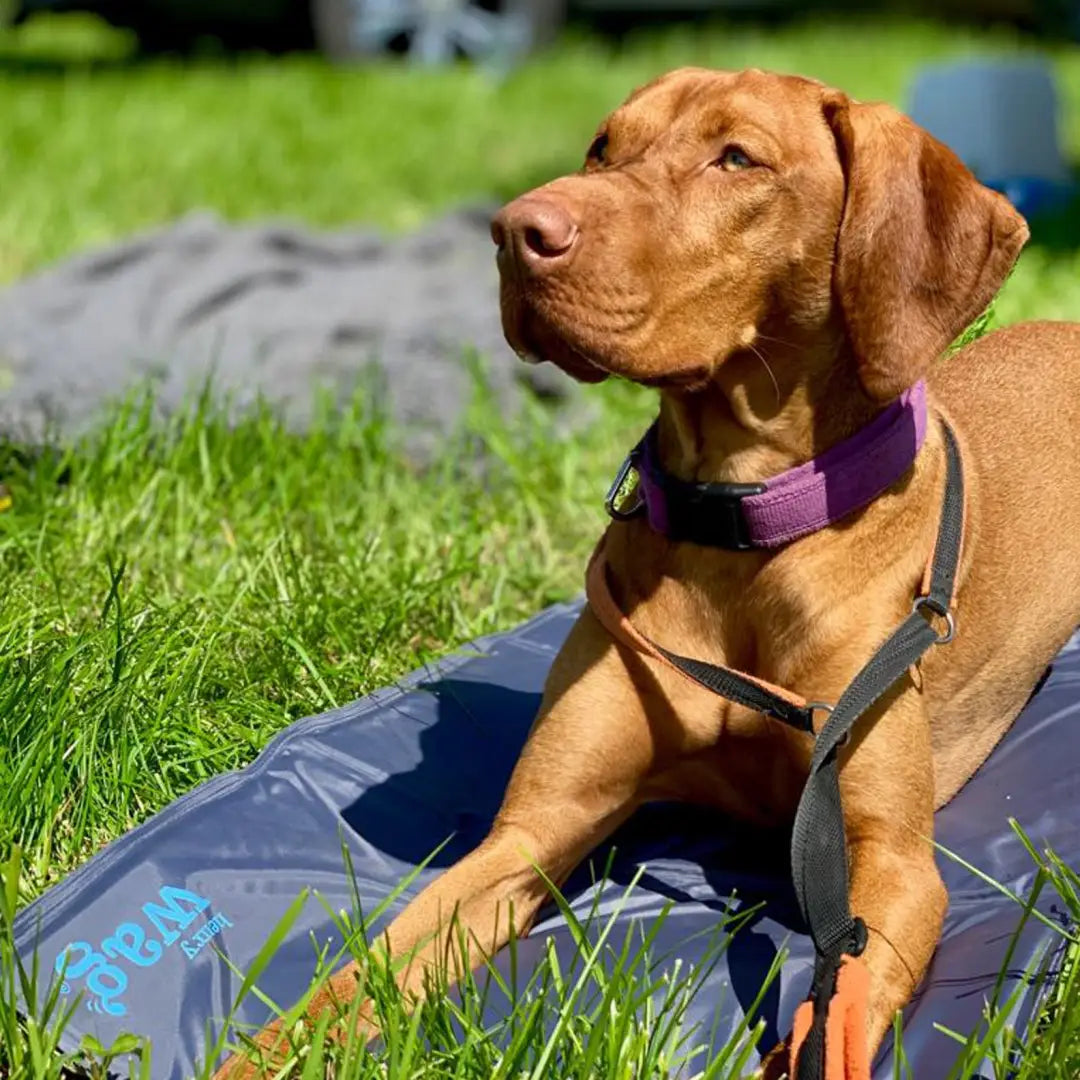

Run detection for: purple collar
[[606, 381, 928, 550]]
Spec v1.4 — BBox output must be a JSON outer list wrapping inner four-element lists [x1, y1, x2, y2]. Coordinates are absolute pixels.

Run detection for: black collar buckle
[[664, 477, 765, 550], [603, 425, 769, 550]]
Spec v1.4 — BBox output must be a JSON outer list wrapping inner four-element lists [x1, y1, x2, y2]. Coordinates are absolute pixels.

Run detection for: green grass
[[2, 823, 1078, 1079], [0, 372, 653, 899], [0, 845, 778, 1080], [2, 9, 1080, 1079], [2, 8, 1080, 323]]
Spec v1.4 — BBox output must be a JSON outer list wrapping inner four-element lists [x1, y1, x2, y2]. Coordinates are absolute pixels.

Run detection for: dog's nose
[[491, 197, 580, 273]]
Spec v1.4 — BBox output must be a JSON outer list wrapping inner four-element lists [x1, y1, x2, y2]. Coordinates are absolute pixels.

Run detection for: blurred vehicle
[[9, 0, 568, 59], [311, 1, 566, 64], [8, 0, 1078, 61]]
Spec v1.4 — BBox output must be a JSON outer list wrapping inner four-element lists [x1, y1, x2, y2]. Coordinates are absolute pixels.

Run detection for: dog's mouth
[[500, 289, 721, 392], [499, 287, 612, 384]]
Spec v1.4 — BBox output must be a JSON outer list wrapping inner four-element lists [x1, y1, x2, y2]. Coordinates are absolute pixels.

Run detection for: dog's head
[[493, 67, 1028, 401]]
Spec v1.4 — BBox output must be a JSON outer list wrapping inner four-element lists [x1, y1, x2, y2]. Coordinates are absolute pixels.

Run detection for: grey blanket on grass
[[0, 208, 578, 456]]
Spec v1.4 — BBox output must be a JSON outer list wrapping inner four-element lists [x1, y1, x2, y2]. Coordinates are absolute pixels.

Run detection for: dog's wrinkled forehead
[[599, 67, 832, 164]]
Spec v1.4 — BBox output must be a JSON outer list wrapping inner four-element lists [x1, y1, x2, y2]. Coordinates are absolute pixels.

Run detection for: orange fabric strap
[[790, 956, 871, 1080]]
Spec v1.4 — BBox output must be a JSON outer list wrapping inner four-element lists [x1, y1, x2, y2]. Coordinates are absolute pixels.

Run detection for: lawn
[[1, 9, 1080, 1079], [2, 10, 1080, 323]]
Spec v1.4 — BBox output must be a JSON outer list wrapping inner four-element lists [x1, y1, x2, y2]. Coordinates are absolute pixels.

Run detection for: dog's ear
[[822, 91, 1029, 401]]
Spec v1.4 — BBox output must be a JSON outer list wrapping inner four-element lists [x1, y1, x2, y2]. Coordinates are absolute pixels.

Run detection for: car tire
[[312, 0, 566, 65]]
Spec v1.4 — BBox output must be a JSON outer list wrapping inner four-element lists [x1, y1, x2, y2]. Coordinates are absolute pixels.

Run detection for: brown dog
[[218, 67, 1080, 1077]]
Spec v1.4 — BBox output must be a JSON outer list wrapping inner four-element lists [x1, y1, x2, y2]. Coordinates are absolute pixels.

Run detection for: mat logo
[[55, 885, 225, 1017]]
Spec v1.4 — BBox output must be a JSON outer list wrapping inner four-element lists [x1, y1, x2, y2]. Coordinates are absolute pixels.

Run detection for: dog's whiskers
[[754, 331, 804, 349], [747, 341, 781, 405]]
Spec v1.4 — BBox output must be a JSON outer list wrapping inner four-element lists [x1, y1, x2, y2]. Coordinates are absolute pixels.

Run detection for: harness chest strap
[[585, 543, 818, 730], [585, 420, 966, 1080]]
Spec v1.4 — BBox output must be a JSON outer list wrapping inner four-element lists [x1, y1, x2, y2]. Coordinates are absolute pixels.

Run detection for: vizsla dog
[[219, 68, 1080, 1078]]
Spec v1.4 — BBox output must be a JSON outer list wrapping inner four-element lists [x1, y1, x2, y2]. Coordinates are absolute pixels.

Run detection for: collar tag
[[605, 452, 645, 521]]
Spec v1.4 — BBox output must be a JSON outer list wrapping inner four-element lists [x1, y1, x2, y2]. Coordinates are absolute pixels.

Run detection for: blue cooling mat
[[14, 601, 1080, 1078]]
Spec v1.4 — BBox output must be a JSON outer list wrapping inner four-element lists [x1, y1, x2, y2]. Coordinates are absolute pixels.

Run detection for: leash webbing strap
[[656, 646, 816, 731], [584, 543, 815, 723], [654, 417, 961, 743], [789, 424, 964, 1080]]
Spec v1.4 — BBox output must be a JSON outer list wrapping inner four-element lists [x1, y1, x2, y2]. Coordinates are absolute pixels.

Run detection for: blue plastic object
[[908, 58, 1075, 219], [14, 601, 1080, 1079], [983, 175, 1073, 220]]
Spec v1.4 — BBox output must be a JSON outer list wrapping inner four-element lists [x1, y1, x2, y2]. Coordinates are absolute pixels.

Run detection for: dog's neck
[[656, 344, 881, 486]]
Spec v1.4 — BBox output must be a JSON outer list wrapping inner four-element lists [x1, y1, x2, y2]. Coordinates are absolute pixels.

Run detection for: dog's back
[[925, 320, 1080, 799]]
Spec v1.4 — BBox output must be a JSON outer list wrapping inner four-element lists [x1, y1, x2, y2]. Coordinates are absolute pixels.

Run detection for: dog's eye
[[587, 133, 609, 165], [716, 146, 753, 171]]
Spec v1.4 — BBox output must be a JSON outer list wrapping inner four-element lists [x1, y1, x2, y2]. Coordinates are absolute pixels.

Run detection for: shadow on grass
[[0, 3, 313, 75]]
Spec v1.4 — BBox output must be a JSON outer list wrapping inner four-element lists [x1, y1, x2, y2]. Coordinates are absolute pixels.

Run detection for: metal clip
[[605, 454, 645, 521]]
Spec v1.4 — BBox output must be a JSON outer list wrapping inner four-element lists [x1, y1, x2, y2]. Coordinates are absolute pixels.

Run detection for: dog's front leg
[[214, 607, 664, 1078], [761, 683, 944, 1080], [840, 687, 945, 1054]]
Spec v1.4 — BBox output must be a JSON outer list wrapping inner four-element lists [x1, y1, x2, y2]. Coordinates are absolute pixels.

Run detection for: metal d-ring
[[912, 596, 957, 645], [807, 700, 850, 747]]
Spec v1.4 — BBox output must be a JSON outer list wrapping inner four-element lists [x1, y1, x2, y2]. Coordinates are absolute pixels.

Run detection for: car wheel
[[312, 0, 566, 65]]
